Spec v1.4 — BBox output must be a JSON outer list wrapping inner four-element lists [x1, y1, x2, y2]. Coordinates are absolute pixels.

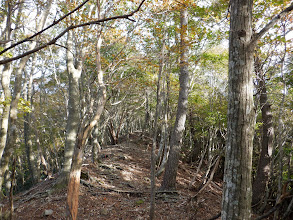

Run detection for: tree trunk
[[0, 0, 15, 162], [156, 66, 170, 175], [252, 56, 274, 206], [108, 120, 118, 145], [144, 91, 150, 133], [0, 63, 12, 160], [67, 89, 106, 220], [149, 18, 167, 220], [66, 17, 107, 218], [161, 7, 189, 190], [62, 30, 82, 181], [222, 2, 293, 219], [0, 0, 52, 191], [66, 138, 83, 220], [0, 51, 33, 191], [24, 54, 38, 184], [222, 0, 255, 219], [91, 126, 101, 163]]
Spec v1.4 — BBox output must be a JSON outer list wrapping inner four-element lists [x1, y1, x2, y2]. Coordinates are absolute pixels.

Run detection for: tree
[[65, 1, 146, 219], [222, 1, 293, 219], [62, 29, 83, 181], [0, 0, 53, 193], [161, 5, 189, 190], [252, 49, 275, 207]]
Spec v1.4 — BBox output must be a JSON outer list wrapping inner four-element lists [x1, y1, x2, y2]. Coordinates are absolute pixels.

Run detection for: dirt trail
[[1, 133, 222, 219]]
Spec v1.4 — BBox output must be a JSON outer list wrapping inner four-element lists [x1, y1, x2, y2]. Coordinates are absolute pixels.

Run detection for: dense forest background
[[0, 0, 292, 219]]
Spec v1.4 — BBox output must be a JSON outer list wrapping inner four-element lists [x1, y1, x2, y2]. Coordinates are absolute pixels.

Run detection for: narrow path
[[2, 132, 222, 219]]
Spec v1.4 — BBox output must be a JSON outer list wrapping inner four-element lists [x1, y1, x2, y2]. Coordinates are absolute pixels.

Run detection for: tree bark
[[62, 30, 83, 181], [0, 0, 52, 191], [252, 56, 274, 206], [222, 1, 255, 219], [149, 18, 167, 220], [66, 12, 107, 218], [222, 2, 293, 219], [24, 53, 38, 184], [0, 63, 12, 160], [161, 7, 189, 190]]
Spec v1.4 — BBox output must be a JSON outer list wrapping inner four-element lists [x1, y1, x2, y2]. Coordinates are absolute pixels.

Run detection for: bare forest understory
[[0, 132, 225, 220], [1, 132, 276, 220]]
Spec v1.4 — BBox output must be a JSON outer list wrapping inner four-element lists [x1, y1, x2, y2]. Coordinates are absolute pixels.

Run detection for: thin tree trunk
[[161, 7, 189, 190], [252, 56, 274, 206], [62, 30, 83, 182], [156, 54, 171, 176], [144, 91, 150, 133], [0, 0, 52, 191], [0, 0, 15, 162], [0, 63, 12, 160], [0, 52, 33, 191], [66, 16, 107, 218], [149, 19, 167, 220], [24, 53, 38, 184], [108, 120, 118, 145]]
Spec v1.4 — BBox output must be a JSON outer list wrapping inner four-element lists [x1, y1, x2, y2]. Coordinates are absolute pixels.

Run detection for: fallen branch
[[256, 182, 293, 220], [189, 156, 221, 199], [255, 204, 281, 220], [81, 179, 178, 197]]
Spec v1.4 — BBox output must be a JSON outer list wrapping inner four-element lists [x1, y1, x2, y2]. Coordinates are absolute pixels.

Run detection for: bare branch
[[0, 0, 90, 56], [251, 3, 293, 45], [0, 0, 145, 65]]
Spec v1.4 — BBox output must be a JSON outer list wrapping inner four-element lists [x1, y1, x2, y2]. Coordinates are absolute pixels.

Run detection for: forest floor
[[1, 132, 224, 220]]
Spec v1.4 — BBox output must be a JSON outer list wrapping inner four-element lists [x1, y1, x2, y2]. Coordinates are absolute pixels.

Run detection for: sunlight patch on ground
[[121, 170, 134, 181]]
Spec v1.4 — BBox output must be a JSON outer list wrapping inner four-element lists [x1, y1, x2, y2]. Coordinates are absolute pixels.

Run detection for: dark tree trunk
[[252, 56, 274, 206], [108, 120, 118, 145]]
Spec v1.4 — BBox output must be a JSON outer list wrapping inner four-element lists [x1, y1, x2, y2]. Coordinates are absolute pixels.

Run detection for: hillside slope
[[2, 133, 222, 219]]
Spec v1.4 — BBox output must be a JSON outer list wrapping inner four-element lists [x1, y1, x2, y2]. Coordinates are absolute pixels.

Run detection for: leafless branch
[[0, 0, 146, 65], [251, 3, 293, 45], [0, 0, 90, 56]]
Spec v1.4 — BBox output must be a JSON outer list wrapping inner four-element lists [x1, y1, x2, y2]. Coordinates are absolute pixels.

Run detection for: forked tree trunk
[[161, 7, 189, 190], [66, 13, 107, 218], [66, 91, 106, 219]]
